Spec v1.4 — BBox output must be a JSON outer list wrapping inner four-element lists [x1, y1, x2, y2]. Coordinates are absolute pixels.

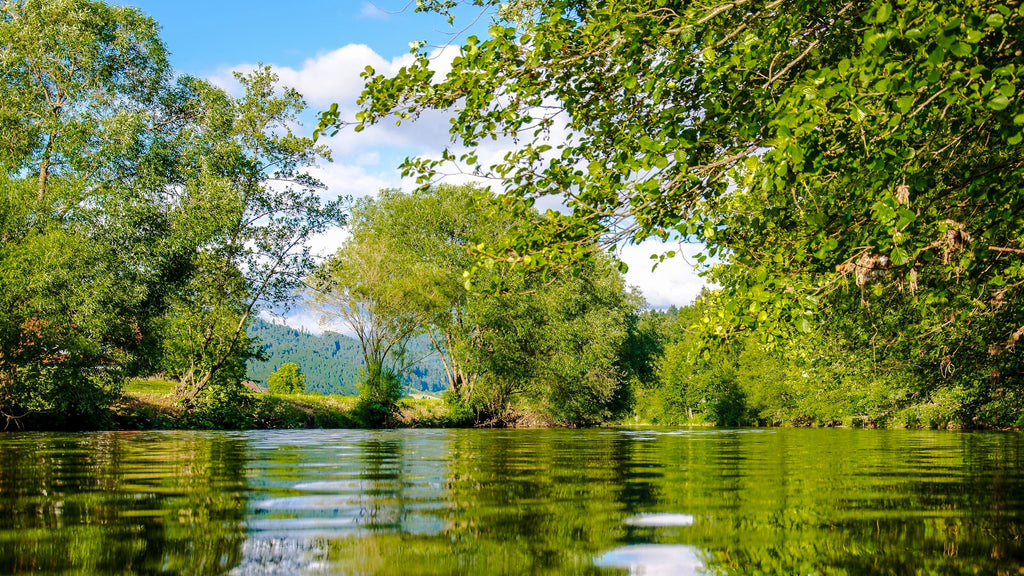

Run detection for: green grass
[[114, 384, 464, 430], [124, 377, 177, 395]]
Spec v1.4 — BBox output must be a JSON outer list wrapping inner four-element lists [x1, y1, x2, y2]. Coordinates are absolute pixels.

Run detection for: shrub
[[267, 362, 306, 394], [356, 362, 403, 427]]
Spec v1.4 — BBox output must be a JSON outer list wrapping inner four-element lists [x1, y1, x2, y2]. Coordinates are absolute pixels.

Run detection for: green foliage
[[310, 210, 430, 396], [315, 185, 645, 427], [0, 1, 343, 427], [0, 0, 172, 427], [356, 362, 405, 428], [440, 389, 476, 426], [159, 65, 344, 403], [639, 291, 982, 428], [465, 254, 639, 426], [267, 362, 307, 394], [339, 0, 1024, 423], [186, 382, 257, 430], [335, 184, 505, 404]]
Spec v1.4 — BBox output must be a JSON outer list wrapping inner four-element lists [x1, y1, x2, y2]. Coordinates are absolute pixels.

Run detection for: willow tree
[[323, 0, 1024, 419], [310, 228, 433, 424], [313, 185, 642, 425], [161, 66, 344, 403], [328, 185, 508, 404]]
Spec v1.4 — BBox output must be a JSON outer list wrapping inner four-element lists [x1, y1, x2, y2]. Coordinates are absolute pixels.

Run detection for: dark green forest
[[246, 318, 448, 395]]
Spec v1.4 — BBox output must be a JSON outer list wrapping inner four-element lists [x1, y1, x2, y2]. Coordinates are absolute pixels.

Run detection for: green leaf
[[872, 200, 897, 222], [890, 246, 910, 266], [989, 95, 1010, 110], [875, 3, 892, 23]]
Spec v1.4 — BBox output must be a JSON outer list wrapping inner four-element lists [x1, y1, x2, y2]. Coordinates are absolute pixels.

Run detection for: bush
[[267, 362, 306, 394], [441, 389, 476, 427], [356, 362, 403, 427], [6, 364, 122, 430], [186, 383, 256, 429]]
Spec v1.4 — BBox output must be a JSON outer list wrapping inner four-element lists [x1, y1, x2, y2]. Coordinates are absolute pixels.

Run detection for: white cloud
[[308, 226, 351, 260], [260, 307, 343, 336], [307, 161, 397, 199], [619, 240, 709, 309], [276, 44, 415, 107], [355, 151, 381, 166], [206, 63, 258, 95]]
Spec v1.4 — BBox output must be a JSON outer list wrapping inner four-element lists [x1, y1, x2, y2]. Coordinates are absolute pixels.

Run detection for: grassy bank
[[112, 378, 456, 430], [112, 379, 1013, 432]]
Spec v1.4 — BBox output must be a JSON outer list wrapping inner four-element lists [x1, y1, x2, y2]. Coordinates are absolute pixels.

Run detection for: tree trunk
[[37, 132, 55, 204]]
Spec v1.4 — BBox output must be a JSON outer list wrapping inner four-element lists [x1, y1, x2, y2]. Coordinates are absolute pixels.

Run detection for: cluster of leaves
[[328, 0, 1024, 401], [310, 185, 654, 426], [639, 291, 1022, 428], [0, 0, 342, 428]]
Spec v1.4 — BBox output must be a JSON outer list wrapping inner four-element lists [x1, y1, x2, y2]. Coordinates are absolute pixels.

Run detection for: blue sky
[[118, 1, 706, 326], [120, 1, 487, 76]]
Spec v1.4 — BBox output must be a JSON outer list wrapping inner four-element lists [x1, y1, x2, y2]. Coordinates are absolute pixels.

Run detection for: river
[[0, 428, 1021, 575]]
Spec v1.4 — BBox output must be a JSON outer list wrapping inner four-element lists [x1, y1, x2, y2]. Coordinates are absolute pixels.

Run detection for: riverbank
[[113, 392, 457, 430], [111, 394, 1008, 432], [16, 378, 1007, 432], [107, 378, 458, 430]]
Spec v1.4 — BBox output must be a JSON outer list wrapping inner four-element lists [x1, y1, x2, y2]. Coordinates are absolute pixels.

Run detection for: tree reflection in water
[[0, 431, 249, 575], [1, 429, 1022, 575]]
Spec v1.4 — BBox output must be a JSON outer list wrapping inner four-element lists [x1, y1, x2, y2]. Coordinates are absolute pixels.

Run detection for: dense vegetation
[[0, 0, 341, 428], [3, 0, 1023, 430], [323, 0, 1024, 428], [309, 184, 653, 426]]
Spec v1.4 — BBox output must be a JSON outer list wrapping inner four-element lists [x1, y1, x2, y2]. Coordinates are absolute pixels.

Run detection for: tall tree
[[333, 185, 506, 402], [312, 185, 642, 425], [0, 0, 168, 202], [161, 67, 344, 403], [309, 230, 430, 424], [0, 0, 174, 427]]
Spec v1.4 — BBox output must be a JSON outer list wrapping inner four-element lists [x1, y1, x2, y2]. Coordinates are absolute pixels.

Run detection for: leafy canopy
[[324, 0, 1024, 382]]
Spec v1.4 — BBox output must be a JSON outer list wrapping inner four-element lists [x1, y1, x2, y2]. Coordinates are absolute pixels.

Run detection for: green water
[[0, 428, 1021, 575]]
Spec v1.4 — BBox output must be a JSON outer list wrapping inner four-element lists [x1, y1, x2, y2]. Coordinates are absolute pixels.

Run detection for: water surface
[[1, 428, 1021, 575]]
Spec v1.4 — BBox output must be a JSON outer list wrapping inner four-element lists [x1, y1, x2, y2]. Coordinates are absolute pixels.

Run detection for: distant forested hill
[[246, 318, 447, 395]]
